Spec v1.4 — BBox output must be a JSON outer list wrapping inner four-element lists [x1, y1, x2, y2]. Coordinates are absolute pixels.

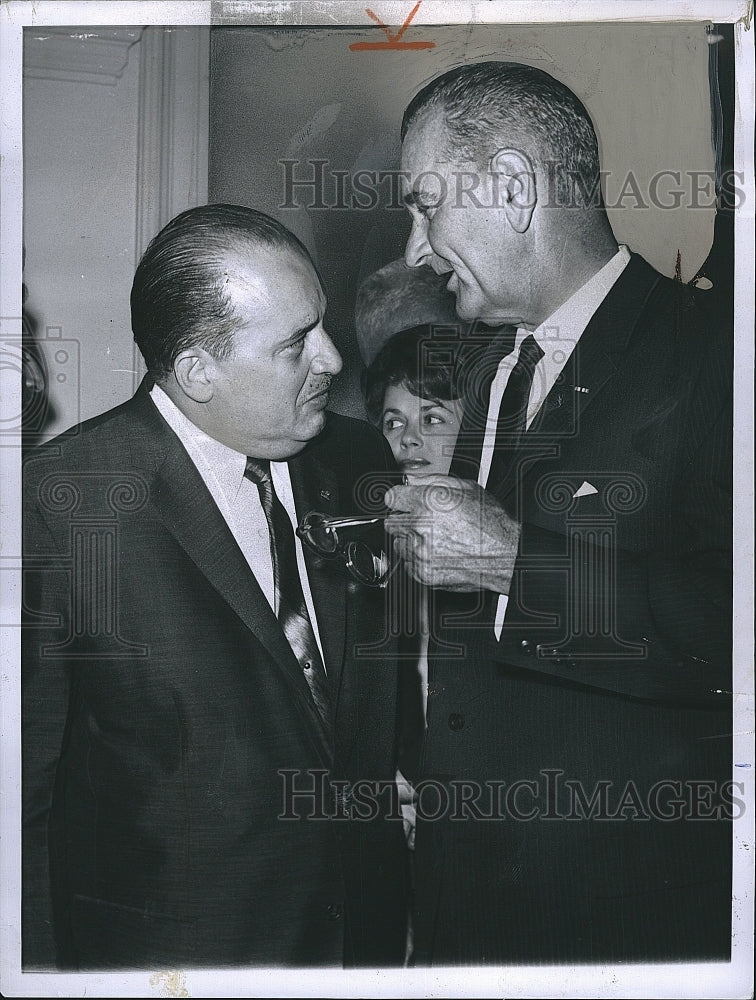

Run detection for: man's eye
[[283, 338, 306, 356], [408, 199, 438, 221], [417, 203, 437, 220]]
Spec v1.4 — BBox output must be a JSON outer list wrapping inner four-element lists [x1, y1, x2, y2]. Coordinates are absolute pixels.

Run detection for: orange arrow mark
[[350, 1, 435, 51]]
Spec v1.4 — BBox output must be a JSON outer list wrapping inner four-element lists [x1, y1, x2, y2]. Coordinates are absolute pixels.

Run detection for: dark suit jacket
[[412, 253, 733, 964], [22, 384, 407, 969]]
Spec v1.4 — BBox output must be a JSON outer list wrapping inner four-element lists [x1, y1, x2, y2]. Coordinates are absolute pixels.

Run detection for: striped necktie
[[244, 458, 332, 729]]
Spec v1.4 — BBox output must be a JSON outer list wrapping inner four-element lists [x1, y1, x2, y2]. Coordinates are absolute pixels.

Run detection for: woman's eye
[[423, 413, 444, 426], [383, 418, 403, 433]]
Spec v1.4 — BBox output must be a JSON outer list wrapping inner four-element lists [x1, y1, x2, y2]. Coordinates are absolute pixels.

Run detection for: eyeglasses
[[296, 511, 390, 587]]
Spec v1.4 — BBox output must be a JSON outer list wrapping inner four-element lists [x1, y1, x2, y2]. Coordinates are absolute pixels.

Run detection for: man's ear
[[172, 347, 218, 403], [490, 148, 537, 234]]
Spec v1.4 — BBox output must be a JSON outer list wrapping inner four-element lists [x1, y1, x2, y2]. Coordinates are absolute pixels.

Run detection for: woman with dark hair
[[364, 324, 467, 480]]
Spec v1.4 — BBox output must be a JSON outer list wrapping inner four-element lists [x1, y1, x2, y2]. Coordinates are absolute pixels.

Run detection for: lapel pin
[[319, 489, 332, 501], [573, 385, 590, 394]]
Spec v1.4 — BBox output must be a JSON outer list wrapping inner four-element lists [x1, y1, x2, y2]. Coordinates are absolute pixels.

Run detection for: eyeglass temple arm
[[315, 514, 385, 529]]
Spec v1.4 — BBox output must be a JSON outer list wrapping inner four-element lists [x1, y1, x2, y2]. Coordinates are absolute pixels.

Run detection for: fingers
[[391, 534, 428, 586], [401, 472, 466, 488], [384, 483, 416, 513], [391, 531, 421, 565], [385, 513, 415, 537], [384, 475, 471, 512]]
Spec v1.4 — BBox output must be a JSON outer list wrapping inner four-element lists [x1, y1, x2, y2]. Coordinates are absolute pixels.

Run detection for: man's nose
[[404, 217, 432, 269], [311, 329, 343, 375]]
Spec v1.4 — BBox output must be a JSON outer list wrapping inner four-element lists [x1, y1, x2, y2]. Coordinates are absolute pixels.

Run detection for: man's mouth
[[305, 390, 330, 408], [305, 376, 333, 404]]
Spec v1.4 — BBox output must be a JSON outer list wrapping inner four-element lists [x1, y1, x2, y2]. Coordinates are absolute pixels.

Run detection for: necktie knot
[[244, 457, 272, 486]]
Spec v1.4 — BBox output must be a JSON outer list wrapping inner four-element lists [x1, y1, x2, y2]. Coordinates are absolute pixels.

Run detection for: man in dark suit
[[385, 62, 733, 964], [22, 204, 407, 969]]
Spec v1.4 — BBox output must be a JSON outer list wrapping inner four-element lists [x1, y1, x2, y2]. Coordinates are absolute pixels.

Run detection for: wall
[[23, 26, 210, 440], [23, 28, 142, 439], [21, 22, 718, 434], [209, 21, 716, 417]]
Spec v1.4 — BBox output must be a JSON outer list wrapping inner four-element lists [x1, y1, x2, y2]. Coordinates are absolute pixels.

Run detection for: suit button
[[537, 644, 557, 657], [448, 713, 465, 731], [520, 640, 534, 655], [327, 903, 343, 921]]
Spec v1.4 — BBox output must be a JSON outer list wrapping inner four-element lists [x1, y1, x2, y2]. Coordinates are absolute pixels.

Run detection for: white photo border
[[1, 2, 753, 997]]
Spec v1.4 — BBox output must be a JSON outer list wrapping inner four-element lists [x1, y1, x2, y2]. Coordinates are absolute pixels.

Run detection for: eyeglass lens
[[302, 516, 338, 554], [345, 541, 383, 585], [298, 513, 388, 586]]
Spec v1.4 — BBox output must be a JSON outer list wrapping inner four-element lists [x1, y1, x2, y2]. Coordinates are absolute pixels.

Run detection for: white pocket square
[[573, 481, 599, 498]]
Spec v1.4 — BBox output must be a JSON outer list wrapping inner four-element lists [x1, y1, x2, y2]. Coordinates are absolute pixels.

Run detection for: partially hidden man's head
[[363, 325, 470, 477], [131, 204, 342, 459], [400, 61, 606, 328], [354, 259, 461, 368]]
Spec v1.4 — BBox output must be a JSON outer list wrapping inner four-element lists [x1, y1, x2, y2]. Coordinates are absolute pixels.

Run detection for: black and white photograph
[[1, 2, 753, 997]]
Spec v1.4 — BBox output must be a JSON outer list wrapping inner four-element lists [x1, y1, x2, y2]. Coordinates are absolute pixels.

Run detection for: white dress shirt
[[478, 245, 631, 638], [150, 385, 325, 664]]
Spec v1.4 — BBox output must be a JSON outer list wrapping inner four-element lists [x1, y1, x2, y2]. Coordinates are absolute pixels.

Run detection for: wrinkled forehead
[[401, 109, 451, 173], [221, 244, 325, 310], [400, 109, 487, 202]]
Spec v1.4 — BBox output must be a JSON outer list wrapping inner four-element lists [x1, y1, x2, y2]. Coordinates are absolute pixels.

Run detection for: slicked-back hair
[[401, 61, 603, 210], [131, 204, 312, 382]]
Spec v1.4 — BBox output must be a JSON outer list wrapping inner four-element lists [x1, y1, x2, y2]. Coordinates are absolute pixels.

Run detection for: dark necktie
[[485, 333, 545, 492], [244, 458, 332, 729], [449, 325, 518, 481]]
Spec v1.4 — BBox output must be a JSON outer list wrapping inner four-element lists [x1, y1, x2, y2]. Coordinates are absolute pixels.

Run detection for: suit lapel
[[535, 253, 662, 437], [288, 444, 348, 703], [131, 386, 332, 761], [492, 253, 663, 502]]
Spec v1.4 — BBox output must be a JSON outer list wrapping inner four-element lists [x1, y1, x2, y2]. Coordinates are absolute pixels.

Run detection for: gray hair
[[401, 61, 603, 210], [354, 260, 461, 366]]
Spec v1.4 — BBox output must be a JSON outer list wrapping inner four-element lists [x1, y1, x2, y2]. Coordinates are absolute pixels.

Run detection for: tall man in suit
[[385, 62, 733, 964], [22, 204, 407, 969]]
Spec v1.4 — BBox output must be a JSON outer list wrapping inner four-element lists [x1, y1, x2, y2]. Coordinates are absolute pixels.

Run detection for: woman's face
[[381, 381, 464, 476]]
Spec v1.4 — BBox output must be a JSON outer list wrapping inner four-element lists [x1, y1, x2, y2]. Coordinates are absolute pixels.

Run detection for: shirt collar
[[525, 244, 631, 354], [149, 383, 247, 505]]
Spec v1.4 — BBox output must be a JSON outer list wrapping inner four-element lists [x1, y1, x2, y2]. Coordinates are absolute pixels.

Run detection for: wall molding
[[132, 26, 211, 385], [23, 27, 144, 85]]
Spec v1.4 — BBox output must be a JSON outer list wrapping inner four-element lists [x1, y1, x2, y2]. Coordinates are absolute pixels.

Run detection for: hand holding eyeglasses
[[296, 511, 390, 587], [384, 473, 521, 592]]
